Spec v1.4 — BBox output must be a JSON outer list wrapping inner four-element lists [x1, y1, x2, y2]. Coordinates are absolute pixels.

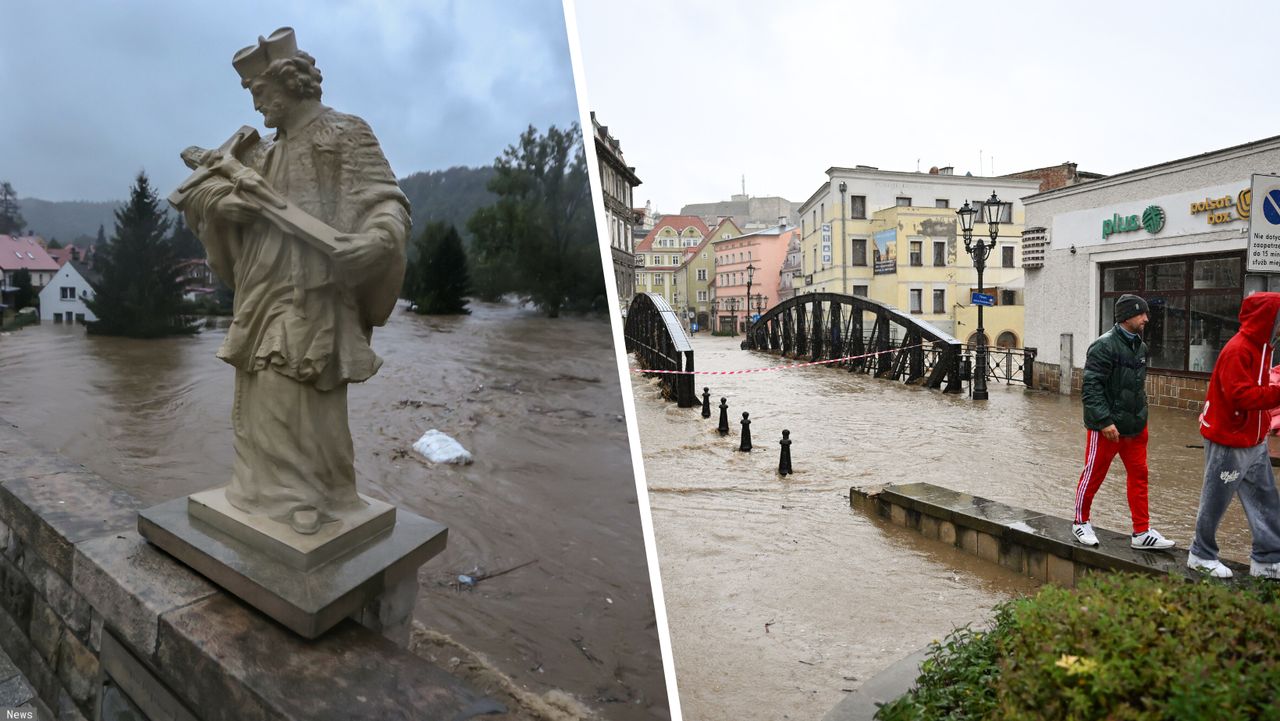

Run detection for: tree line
[[1, 122, 605, 337]]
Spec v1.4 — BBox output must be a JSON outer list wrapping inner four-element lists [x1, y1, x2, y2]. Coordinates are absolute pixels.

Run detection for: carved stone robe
[[182, 106, 409, 521]]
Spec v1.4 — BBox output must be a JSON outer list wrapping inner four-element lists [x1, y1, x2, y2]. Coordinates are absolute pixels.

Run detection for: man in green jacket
[[1071, 293, 1176, 550]]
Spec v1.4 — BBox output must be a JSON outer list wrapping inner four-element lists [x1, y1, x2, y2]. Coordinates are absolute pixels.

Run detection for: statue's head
[[232, 27, 323, 129]]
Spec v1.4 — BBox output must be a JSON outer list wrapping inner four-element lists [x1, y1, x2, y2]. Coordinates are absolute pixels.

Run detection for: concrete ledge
[[821, 647, 930, 721], [851, 482, 1249, 586]]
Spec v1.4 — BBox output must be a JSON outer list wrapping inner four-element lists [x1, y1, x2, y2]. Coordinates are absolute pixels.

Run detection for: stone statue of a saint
[[171, 27, 409, 536]]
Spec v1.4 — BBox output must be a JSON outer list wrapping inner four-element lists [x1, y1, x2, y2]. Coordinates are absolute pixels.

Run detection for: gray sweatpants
[[1189, 439, 1280, 564]]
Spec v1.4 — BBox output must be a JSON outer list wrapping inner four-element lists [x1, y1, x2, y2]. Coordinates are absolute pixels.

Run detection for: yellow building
[[795, 166, 1039, 347], [675, 218, 740, 331], [634, 215, 709, 310]]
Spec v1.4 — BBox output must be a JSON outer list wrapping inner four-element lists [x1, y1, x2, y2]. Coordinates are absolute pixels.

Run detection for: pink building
[[0, 234, 60, 307], [711, 224, 796, 333]]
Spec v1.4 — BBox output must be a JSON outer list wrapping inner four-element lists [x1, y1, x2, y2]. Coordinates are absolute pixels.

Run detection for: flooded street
[[631, 334, 1249, 721], [0, 301, 666, 721]]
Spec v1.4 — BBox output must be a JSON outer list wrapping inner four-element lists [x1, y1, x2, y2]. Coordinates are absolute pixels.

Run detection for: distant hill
[[17, 165, 498, 251], [398, 166, 497, 247], [17, 198, 120, 243]]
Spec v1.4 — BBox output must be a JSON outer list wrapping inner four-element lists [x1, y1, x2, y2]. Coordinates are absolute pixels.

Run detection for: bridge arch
[[745, 292, 964, 393], [624, 292, 697, 407]]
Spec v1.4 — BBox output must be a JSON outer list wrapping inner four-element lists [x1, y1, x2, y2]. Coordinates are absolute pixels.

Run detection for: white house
[[38, 260, 98, 324]]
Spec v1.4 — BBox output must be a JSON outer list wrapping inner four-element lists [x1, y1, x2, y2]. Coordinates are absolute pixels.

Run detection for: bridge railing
[[624, 293, 697, 407], [963, 344, 1037, 387]]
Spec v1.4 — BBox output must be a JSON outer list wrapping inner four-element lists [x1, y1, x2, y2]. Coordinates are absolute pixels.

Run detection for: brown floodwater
[[630, 334, 1256, 721], [0, 301, 667, 721]]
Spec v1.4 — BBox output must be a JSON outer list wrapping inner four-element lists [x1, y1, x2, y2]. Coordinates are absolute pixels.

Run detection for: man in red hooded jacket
[[1188, 292, 1280, 579]]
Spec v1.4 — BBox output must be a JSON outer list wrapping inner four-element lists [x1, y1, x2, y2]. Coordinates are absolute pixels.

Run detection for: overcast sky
[[573, 0, 1280, 214], [0, 0, 580, 202]]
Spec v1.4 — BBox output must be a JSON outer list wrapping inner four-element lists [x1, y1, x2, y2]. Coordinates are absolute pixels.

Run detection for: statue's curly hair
[[243, 51, 323, 100]]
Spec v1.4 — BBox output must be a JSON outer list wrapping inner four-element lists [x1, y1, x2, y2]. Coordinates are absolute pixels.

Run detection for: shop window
[[933, 242, 946, 267], [1099, 252, 1243, 374], [1001, 290, 1016, 305], [910, 241, 922, 266]]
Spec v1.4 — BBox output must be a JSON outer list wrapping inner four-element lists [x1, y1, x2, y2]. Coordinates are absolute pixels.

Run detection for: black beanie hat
[[1115, 294, 1149, 323]]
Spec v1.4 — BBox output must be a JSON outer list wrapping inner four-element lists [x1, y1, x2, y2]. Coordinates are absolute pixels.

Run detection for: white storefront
[[1024, 135, 1280, 406]]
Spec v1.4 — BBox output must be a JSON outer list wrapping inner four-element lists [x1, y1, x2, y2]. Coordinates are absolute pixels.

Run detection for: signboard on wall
[[1247, 174, 1280, 272], [873, 229, 896, 275], [821, 223, 832, 264]]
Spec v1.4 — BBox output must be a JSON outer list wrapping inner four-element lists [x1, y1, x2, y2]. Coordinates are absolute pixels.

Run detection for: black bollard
[[702, 387, 712, 418], [717, 398, 729, 436], [778, 430, 792, 476], [739, 412, 752, 452]]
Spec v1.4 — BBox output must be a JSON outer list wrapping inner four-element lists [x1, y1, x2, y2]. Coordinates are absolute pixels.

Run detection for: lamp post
[[672, 289, 681, 330], [745, 261, 756, 323], [957, 192, 1010, 401], [838, 180, 848, 294], [711, 298, 719, 333]]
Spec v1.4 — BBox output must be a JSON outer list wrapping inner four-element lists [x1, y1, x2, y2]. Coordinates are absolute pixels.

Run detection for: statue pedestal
[[137, 490, 446, 640]]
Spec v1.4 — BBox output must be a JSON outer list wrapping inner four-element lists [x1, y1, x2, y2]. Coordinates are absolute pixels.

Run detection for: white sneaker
[[1187, 552, 1233, 578], [1072, 522, 1099, 547], [1250, 559, 1280, 579], [1131, 528, 1175, 550]]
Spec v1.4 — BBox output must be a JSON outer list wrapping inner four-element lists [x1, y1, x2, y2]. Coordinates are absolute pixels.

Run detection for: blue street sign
[[752, 314, 761, 322], [971, 292, 995, 307]]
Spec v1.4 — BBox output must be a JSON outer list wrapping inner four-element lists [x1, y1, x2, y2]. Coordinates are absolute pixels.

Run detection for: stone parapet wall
[[0, 420, 493, 720], [1031, 361, 1208, 413]]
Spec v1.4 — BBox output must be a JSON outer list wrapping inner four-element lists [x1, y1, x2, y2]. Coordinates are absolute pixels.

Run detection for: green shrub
[[877, 574, 1280, 721]]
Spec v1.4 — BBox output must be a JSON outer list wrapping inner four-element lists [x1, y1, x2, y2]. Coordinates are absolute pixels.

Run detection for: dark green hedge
[[877, 574, 1280, 721]]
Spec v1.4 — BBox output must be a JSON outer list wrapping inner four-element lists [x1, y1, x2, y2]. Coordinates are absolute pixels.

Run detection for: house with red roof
[[0, 234, 60, 309], [633, 216, 740, 331]]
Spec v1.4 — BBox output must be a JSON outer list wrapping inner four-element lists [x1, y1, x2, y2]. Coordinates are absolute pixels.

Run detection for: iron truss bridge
[[744, 292, 1036, 394], [624, 293, 697, 407]]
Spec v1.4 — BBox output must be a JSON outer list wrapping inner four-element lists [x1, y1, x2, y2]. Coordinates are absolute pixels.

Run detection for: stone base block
[[188, 487, 396, 572], [137, 497, 446, 639]]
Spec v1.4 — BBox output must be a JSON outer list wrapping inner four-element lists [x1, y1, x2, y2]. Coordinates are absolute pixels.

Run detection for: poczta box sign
[[1101, 205, 1165, 239]]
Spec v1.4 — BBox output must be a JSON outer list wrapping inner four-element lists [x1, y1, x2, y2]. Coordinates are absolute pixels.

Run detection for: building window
[[853, 285, 869, 297], [896, 196, 911, 207], [697, 268, 707, 281], [852, 238, 867, 266], [1099, 252, 1244, 373], [850, 195, 866, 219], [1001, 290, 1017, 306], [909, 241, 923, 267], [935, 199, 949, 209], [909, 289, 923, 314], [933, 289, 945, 314], [996, 331, 1018, 348], [653, 274, 663, 286], [697, 290, 707, 301], [933, 242, 946, 267], [1002, 246, 1015, 268], [75, 313, 85, 324], [60, 286, 75, 300], [820, 202, 825, 220]]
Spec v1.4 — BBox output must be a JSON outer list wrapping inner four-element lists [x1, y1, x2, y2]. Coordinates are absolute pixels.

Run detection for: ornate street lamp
[[838, 180, 848, 292], [958, 192, 1010, 401]]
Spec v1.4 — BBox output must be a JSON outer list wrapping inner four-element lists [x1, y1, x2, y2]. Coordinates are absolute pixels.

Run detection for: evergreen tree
[[85, 172, 198, 337], [169, 216, 205, 259], [468, 124, 600, 317], [95, 224, 107, 247], [46, 238, 63, 249], [12, 269, 34, 310], [0, 181, 27, 236], [404, 222, 470, 315]]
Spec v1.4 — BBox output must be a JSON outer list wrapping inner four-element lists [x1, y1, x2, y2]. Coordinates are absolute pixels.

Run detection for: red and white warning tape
[[632, 343, 929, 375]]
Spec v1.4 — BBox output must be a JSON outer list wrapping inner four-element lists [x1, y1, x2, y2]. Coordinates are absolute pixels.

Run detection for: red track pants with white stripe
[[1073, 426, 1149, 534]]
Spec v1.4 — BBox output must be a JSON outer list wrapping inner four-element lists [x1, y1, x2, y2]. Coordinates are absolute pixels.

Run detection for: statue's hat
[[232, 27, 298, 81]]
